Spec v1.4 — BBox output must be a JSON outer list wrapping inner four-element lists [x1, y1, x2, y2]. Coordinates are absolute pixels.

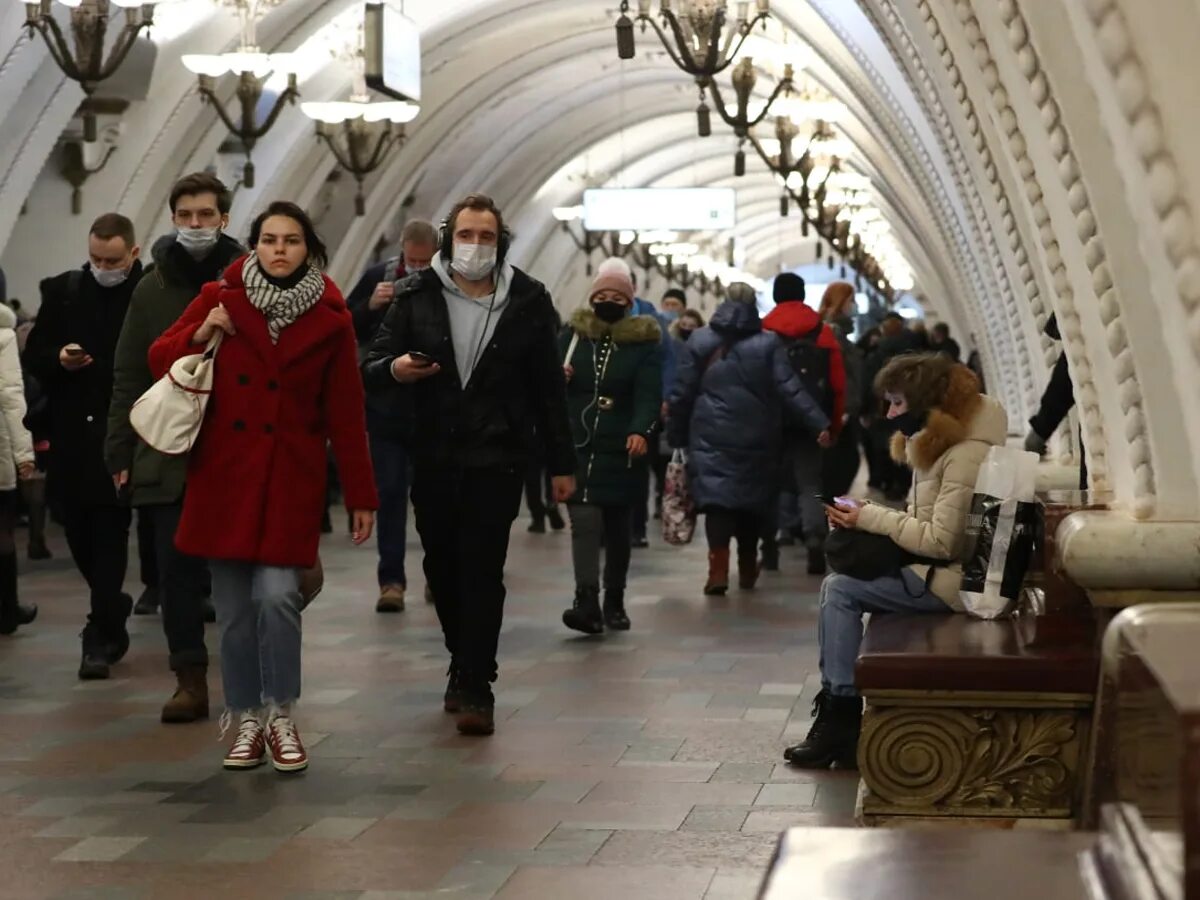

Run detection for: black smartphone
[[408, 351, 435, 365]]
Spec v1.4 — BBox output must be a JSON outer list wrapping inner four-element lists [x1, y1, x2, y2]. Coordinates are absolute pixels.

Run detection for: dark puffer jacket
[[667, 299, 830, 513], [561, 307, 662, 507]]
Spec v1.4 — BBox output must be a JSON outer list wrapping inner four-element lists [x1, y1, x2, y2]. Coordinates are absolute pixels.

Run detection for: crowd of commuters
[[0, 173, 1012, 776]]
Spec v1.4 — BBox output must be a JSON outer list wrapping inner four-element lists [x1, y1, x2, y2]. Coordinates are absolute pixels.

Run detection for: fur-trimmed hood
[[890, 366, 1007, 470], [570, 307, 662, 343]]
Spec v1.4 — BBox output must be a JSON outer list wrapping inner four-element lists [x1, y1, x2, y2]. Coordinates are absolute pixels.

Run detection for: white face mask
[[176, 226, 221, 259], [92, 266, 130, 289], [451, 242, 498, 282]]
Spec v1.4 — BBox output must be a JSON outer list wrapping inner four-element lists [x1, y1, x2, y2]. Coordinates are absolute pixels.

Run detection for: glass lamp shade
[[182, 54, 229, 77], [300, 101, 363, 124], [223, 51, 273, 77], [362, 101, 419, 124]]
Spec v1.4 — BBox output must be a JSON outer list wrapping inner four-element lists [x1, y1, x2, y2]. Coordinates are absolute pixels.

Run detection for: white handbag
[[130, 330, 223, 456]]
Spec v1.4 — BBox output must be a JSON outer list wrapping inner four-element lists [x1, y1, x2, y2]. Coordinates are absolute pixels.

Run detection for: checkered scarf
[[241, 256, 326, 344]]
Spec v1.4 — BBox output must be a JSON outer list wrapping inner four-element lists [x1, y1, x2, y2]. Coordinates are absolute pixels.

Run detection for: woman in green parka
[[559, 268, 662, 635]]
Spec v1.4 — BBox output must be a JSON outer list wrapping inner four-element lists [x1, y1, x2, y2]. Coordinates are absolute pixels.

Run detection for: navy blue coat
[[667, 300, 830, 513]]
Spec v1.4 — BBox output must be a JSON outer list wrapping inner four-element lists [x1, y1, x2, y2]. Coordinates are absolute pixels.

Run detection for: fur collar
[[570, 307, 662, 343], [889, 365, 986, 470]]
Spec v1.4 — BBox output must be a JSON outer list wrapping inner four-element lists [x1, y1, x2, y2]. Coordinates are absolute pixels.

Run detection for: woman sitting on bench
[[786, 353, 1007, 768]]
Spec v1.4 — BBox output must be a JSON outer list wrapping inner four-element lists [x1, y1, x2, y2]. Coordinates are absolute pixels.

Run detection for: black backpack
[[785, 322, 834, 417]]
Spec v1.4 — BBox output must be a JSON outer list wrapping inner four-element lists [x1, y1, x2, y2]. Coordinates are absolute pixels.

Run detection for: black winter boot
[[0, 551, 35, 635], [783, 690, 862, 769], [562, 585, 604, 635], [602, 588, 630, 631], [455, 673, 496, 736], [443, 663, 463, 713]]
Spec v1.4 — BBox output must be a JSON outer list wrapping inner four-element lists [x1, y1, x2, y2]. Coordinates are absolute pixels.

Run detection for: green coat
[[104, 234, 244, 507], [560, 308, 662, 507]]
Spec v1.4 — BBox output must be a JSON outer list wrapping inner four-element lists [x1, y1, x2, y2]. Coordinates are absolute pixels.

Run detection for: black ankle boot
[[443, 663, 463, 713], [783, 690, 862, 769], [546, 507, 566, 531], [0, 550, 34, 635], [603, 588, 630, 631], [562, 585, 603, 635]]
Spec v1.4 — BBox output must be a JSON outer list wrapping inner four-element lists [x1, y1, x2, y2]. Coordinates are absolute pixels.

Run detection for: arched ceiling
[[2, 0, 1199, 526]]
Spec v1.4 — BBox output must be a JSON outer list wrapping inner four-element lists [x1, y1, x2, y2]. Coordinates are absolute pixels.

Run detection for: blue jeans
[[209, 562, 302, 712], [818, 570, 947, 697], [369, 433, 409, 588]]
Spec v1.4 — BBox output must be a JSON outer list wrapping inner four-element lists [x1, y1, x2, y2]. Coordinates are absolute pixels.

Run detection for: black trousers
[[61, 501, 132, 638], [412, 464, 524, 688], [705, 507, 762, 559], [523, 464, 553, 521], [631, 441, 669, 541], [137, 508, 158, 589], [144, 502, 210, 671]]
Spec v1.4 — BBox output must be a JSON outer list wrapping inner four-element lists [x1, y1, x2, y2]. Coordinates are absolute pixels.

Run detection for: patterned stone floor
[[0, 516, 856, 899]]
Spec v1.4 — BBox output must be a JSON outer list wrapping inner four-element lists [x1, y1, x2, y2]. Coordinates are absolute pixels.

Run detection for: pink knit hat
[[589, 269, 635, 304]]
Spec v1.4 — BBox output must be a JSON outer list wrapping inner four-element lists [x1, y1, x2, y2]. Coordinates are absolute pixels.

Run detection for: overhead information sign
[[365, 1, 421, 103], [582, 188, 737, 232]]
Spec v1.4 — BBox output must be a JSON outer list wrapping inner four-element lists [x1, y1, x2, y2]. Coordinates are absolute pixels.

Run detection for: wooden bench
[[852, 491, 1107, 827]]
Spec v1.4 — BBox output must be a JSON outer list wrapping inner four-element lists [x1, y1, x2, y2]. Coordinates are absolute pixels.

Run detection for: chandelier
[[181, 0, 298, 189], [301, 26, 419, 217], [21, 0, 162, 142]]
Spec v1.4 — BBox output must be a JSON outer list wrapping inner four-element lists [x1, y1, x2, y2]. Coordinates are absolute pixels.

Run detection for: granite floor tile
[[0, 522, 849, 897]]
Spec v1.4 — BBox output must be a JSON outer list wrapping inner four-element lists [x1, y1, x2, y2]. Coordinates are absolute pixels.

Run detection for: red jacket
[[762, 301, 847, 436], [149, 256, 378, 568]]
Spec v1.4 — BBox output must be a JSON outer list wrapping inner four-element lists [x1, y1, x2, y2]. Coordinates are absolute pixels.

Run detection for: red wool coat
[[148, 256, 378, 568]]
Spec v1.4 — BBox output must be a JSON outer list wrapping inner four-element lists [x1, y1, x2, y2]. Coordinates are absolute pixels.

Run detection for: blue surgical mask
[[662, 310, 680, 323]]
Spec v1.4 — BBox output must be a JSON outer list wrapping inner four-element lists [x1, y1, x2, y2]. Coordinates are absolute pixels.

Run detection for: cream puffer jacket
[[0, 305, 34, 492], [855, 367, 1008, 610]]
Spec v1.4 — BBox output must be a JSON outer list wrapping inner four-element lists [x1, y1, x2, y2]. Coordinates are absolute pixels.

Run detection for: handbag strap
[[564, 331, 580, 367], [203, 329, 224, 360]]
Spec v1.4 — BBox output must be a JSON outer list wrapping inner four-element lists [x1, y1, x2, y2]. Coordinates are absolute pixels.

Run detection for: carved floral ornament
[[859, 707, 1081, 813]]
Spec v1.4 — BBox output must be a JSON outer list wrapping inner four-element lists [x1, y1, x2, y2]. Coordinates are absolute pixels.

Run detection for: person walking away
[[668, 283, 830, 595], [785, 353, 1006, 768], [762, 274, 845, 575], [363, 193, 575, 737], [817, 282, 865, 502], [149, 201, 376, 773], [559, 268, 662, 634], [106, 172, 243, 720], [345, 219, 438, 613], [25, 213, 143, 679], [0, 303, 38, 635], [1022, 314, 1086, 489]]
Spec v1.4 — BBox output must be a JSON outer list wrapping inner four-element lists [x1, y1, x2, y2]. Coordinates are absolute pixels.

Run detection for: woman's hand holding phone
[[822, 495, 862, 530]]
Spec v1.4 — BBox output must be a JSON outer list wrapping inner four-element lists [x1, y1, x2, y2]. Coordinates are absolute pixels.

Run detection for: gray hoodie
[[431, 254, 514, 386]]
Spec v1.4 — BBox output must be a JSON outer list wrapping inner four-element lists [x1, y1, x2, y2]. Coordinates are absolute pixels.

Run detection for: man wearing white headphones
[[363, 193, 575, 737]]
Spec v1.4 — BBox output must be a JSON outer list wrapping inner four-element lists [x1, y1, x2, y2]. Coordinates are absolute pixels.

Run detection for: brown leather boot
[[704, 548, 730, 596], [738, 553, 762, 590], [161, 665, 209, 724]]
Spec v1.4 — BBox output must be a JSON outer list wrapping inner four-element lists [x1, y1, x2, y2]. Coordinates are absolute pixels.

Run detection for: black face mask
[[678, 328, 695, 342], [592, 301, 626, 324], [891, 410, 928, 437], [833, 315, 854, 335]]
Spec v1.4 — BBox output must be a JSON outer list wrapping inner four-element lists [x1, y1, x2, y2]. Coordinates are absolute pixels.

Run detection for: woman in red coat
[[150, 201, 377, 774]]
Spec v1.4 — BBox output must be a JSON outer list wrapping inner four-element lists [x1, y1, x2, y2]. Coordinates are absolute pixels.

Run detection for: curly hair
[[874, 352, 978, 413]]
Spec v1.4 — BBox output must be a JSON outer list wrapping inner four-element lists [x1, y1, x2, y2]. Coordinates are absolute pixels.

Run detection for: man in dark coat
[[25, 213, 143, 679], [345, 219, 437, 614], [861, 312, 920, 500], [105, 172, 242, 715], [363, 194, 575, 738], [930, 322, 962, 362]]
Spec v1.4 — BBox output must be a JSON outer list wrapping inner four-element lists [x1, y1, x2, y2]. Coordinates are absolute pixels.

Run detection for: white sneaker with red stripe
[[223, 715, 266, 769], [266, 715, 308, 773]]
